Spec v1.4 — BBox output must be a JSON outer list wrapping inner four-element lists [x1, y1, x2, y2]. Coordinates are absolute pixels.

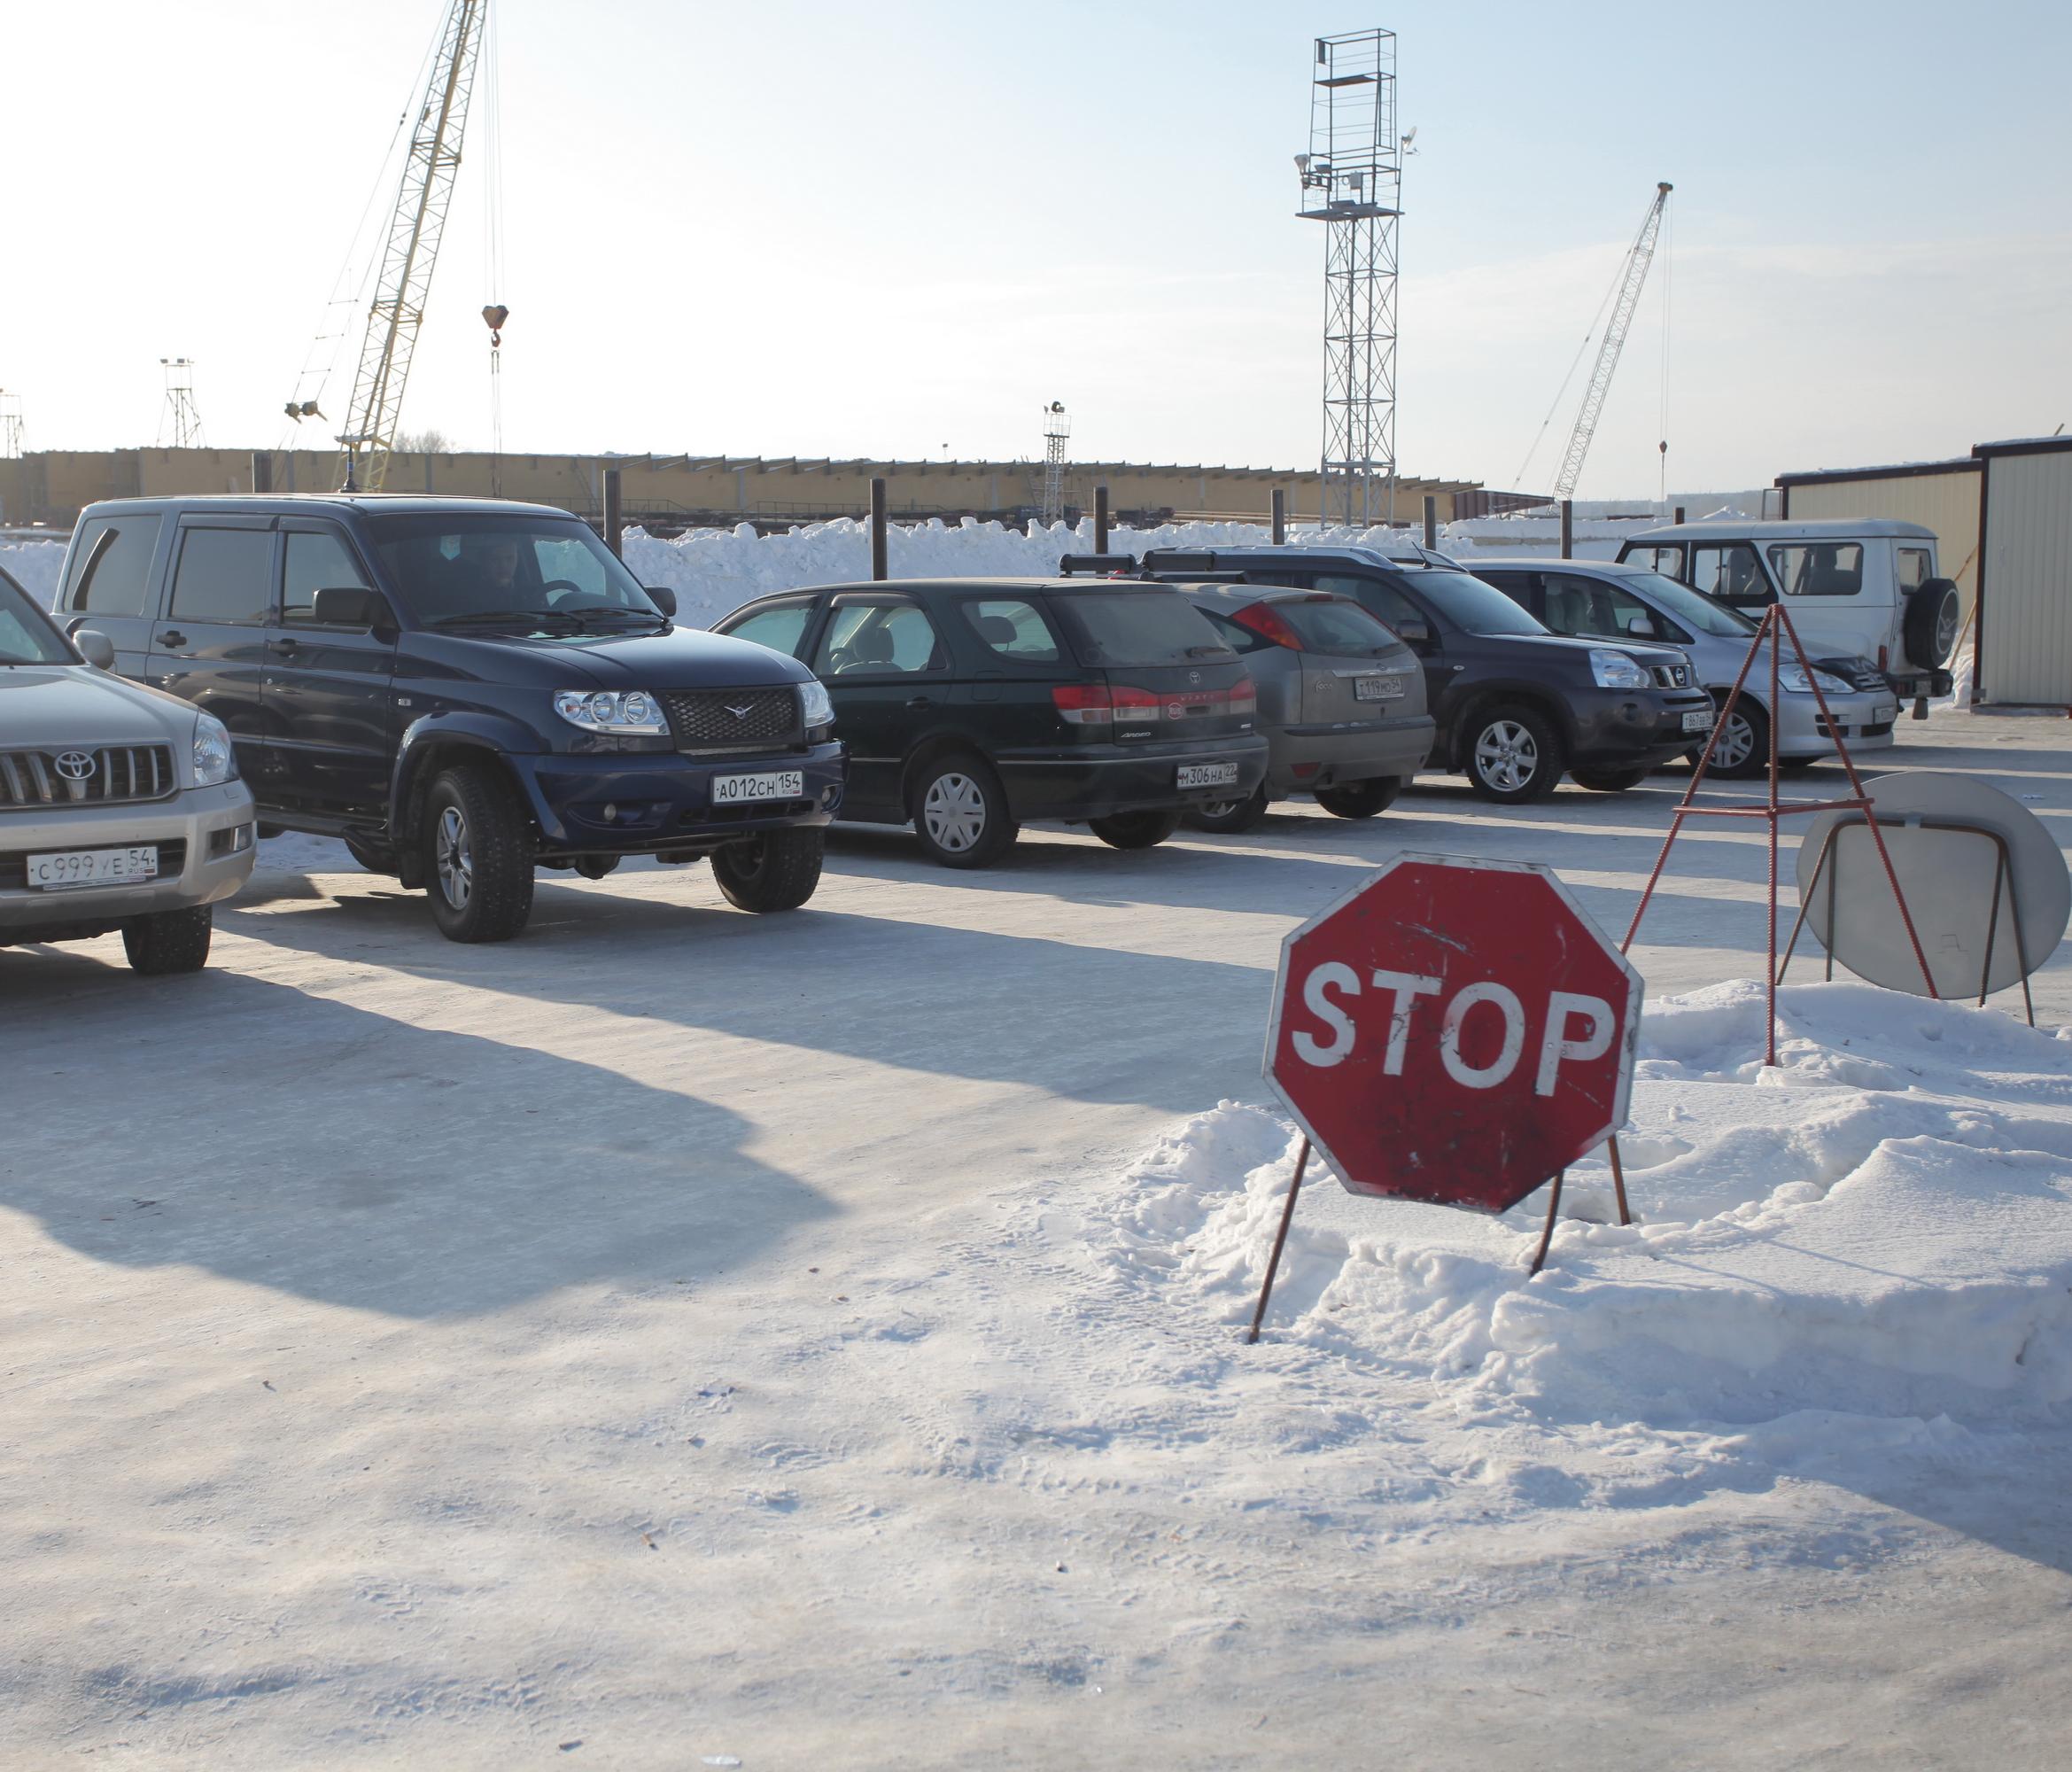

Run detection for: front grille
[[662, 688, 801, 750], [1650, 663, 1691, 689], [0, 838, 186, 890], [0, 743, 178, 809]]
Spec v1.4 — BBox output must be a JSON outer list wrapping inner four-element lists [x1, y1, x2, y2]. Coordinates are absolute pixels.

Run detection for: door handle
[[158, 630, 189, 649], [272, 636, 300, 653], [906, 695, 936, 710]]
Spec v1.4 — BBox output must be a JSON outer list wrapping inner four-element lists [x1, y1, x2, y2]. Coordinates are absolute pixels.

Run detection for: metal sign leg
[[1528, 1170, 1566, 1276], [1246, 1139, 1312, 1345], [1606, 1137, 1634, 1228]]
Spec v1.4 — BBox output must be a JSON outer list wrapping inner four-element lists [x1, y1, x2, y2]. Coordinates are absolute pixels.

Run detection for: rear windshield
[[1274, 596, 1404, 657], [1050, 590, 1234, 667], [1411, 570, 1548, 636]]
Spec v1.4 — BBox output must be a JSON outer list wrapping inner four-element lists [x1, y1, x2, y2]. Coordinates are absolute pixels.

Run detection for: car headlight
[[1588, 648, 1652, 690], [1780, 665, 1855, 696], [798, 678, 834, 729], [192, 712, 237, 786], [553, 689, 669, 734]]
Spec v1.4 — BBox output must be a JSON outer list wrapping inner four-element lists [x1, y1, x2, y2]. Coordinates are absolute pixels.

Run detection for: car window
[[814, 602, 945, 674], [1692, 544, 1771, 605], [725, 602, 814, 657], [0, 577, 73, 664], [1897, 547, 1932, 591], [1623, 545, 1684, 579], [1476, 571, 1537, 613], [1047, 591, 1231, 667], [1542, 571, 1664, 641], [281, 530, 372, 626], [169, 527, 274, 625], [958, 597, 1060, 663], [1308, 572, 1426, 635], [1624, 570, 1756, 637], [366, 513, 662, 626], [1199, 607, 1274, 653], [63, 514, 162, 617], [1273, 596, 1402, 657], [1768, 542, 1864, 597]]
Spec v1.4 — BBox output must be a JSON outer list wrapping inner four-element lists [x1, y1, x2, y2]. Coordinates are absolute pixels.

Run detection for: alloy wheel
[[923, 773, 987, 854], [1472, 721, 1539, 794], [435, 805, 473, 908]]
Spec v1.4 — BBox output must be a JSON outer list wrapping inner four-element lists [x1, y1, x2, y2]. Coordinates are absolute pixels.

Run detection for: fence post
[[1673, 504, 1687, 525], [870, 476, 888, 581], [251, 452, 272, 495], [1422, 494, 1437, 549], [602, 466, 624, 558], [1559, 498, 1574, 559], [1271, 487, 1286, 545], [1094, 483, 1109, 555]]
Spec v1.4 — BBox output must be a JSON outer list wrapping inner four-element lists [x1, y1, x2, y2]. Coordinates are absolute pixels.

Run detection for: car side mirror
[[1626, 614, 1656, 638], [644, 585, 678, 618], [1393, 617, 1431, 646], [74, 627, 116, 669], [312, 586, 391, 629]]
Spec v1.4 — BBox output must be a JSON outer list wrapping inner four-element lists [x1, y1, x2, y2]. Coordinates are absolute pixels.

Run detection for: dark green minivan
[[713, 578, 1269, 867]]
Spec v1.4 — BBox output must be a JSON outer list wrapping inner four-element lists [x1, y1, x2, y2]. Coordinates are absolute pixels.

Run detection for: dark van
[[714, 578, 1268, 866]]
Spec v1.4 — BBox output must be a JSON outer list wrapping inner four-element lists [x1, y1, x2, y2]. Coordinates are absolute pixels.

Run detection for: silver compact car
[[1163, 582, 1434, 830], [0, 565, 255, 973], [1471, 557, 1899, 779]]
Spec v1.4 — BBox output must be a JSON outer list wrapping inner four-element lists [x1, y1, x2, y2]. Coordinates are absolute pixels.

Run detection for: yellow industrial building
[[0, 447, 1507, 534]]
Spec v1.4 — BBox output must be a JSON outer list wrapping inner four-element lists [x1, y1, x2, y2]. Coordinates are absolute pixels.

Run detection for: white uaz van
[[1615, 519, 1961, 708]]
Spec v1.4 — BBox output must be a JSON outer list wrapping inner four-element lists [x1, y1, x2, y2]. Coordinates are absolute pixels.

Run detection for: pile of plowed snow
[[1090, 981, 2072, 1443]]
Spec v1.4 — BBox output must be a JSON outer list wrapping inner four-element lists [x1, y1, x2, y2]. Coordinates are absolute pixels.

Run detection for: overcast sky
[[4, 0, 2067, 497]]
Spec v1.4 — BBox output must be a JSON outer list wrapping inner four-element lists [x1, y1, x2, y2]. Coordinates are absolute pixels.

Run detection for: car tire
[[1464, 704, 1564, 803], [1570, 766, 1647, 793], [1703, 697, 1772, 780], [1184, 785, 1269, 833], [910, 755, 1018, 868], [1314, 776, 1403, 819], [1089, 807, 1183, 850], [711, 828, 823, 911], [1903, 579, 1963, 670], [423, 765, 535, 944], [121, 905, 213, 975]]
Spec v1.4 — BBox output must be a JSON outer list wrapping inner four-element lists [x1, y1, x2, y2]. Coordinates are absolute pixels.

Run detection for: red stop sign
[[1265, 853, 1640, 1213]]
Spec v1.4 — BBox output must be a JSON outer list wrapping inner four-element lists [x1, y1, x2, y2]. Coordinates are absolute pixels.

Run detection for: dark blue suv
[[52, 495, 845, 941]]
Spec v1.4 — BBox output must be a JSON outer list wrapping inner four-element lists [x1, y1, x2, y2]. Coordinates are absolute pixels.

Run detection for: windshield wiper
[[562, 608, 669, 632], [430, 609, 584, 633], [1183, 643, 1231, 658]]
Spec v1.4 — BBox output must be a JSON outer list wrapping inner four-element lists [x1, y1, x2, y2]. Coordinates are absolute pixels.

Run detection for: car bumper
[[1566, 689, 1717, 767], [1266, 714, 1435, 796], [1777, 689, 1900, 758], [994, 734, 1271, 820], [512, 742, 847, 855], [0, 781, 257, 938]]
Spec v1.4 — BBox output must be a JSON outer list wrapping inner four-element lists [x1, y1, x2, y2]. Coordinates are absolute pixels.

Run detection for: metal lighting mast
[[337, 0, 487, 493], [1039, 401, 1070, 524], [1551, 182, 1672, 501], [158, 358, 205, 448], [0, 389, 22, 459], [1296, 30, 1402, 528]]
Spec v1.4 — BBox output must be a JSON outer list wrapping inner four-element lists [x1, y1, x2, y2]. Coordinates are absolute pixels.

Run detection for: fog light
[[602, 803, 618, 822]]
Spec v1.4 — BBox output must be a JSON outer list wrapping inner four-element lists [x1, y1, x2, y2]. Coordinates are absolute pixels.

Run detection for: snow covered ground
[[4, 709, 2070, 1766]]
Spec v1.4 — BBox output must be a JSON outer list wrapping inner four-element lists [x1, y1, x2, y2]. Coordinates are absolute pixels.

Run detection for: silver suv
[[0, 564, 255, 973]]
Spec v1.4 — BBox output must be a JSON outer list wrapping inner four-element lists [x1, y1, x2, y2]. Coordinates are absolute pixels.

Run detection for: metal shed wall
[[1779, 464, 1982, 616], [1977, 444, 2072, 705]]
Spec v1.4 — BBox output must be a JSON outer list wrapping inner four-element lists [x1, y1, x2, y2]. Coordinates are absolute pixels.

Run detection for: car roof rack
[[1138, 548, 1222, 571], [1057, 552, 1142, 577]]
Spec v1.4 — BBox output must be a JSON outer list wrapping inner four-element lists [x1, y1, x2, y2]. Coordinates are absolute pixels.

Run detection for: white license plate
[[710, 770, 804, 805], [1177, 762, 1239, 789], [27, 845, 159, 890], [1681, 709, 1715, 733], [1354, 676, 1406, 702]]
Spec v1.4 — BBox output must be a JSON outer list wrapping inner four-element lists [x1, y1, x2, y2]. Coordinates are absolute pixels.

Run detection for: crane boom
[[337, 0, 486, 493], [1552, 181, 1671, 502]]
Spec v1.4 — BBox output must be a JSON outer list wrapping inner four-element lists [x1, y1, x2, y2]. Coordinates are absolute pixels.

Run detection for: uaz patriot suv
[[53, 496, 845, 942]]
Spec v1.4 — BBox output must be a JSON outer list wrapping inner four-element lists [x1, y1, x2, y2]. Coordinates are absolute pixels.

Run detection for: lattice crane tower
[[1551, 182, 1673, 501], [1040, 401, 1071, 524], [337, 0, 487, 493], [1295, 29, 1402, 528]]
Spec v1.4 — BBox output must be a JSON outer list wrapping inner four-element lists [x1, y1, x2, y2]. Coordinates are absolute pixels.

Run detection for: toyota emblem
[[1188, 670, 1201, 686], [54, 750, 96, 781]]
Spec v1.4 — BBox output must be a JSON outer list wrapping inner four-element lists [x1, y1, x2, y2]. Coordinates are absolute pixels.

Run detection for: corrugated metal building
[[1774, 457, 1983, 617], [1974, 436, 2072, 707]]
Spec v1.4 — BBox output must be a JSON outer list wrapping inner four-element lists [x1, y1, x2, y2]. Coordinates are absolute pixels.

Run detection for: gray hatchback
[[1161, 582, 1434, 831]]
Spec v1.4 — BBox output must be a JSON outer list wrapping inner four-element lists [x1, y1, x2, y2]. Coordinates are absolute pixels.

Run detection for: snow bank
[[0, 539, 63, 602], [1090, 982, 2072, 1447]]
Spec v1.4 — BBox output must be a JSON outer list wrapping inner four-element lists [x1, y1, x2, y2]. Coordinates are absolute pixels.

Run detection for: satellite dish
[[1795, 770, 2069, 1000]]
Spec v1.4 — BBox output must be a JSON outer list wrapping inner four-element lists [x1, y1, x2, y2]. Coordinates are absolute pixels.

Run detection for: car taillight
[[1232, 602, 1301, 649], [1227, 676, 1256, 719], [1052, 685, 1114, 725]]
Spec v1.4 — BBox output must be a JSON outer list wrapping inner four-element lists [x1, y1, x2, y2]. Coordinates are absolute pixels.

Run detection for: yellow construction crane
[[335, 0, 490, 493]]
